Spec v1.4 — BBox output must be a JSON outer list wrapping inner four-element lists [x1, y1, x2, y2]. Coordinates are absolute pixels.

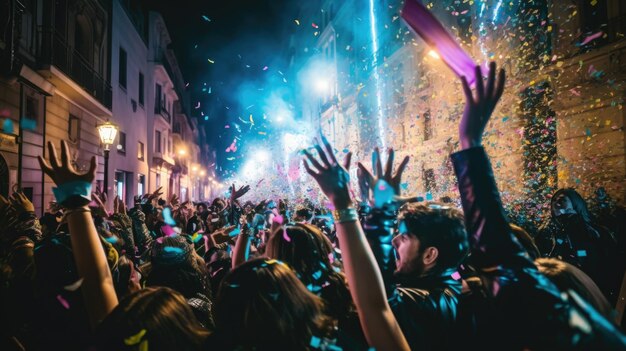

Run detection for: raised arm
[[303, 137, 409, 351], [452, 62, 525, 268], [357, 148, 410, 294], [38, 141, 118, 327]]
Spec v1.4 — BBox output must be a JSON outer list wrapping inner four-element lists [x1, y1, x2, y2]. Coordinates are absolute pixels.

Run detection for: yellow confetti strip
[[124, 329, 147, 346], [139, 340, 149, 351], [207, 58, 215, 64]]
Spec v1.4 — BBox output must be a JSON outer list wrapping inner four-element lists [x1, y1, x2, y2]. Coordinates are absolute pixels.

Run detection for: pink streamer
[[401, 0, 479, 86]]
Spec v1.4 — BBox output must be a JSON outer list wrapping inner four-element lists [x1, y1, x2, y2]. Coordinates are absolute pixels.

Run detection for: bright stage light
[[428, 50, 441, 59], [282, 133, 305, 153], [314, 78, 329, 93], [254, 149, 270, 163]]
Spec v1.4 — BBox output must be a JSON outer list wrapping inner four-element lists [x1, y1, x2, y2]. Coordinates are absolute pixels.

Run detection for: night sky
[[146, 0, 299, 178]]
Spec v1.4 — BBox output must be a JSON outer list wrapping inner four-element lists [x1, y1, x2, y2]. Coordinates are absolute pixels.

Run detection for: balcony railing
[[155, 103, 171, 122], [38, 26, 112, 109]]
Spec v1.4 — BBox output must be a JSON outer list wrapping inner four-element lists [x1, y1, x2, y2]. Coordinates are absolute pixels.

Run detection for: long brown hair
[[266, 223, 353, 321], [96, 287, 209, 350], [214, 258, 331, 350]]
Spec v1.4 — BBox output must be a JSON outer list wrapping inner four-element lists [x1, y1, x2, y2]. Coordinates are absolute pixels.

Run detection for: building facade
[[0, 0, 112, 215], [292, 0, 626, 215], [0, 0, 208, 214]]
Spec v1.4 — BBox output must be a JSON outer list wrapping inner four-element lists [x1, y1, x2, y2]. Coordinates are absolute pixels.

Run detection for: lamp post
[[97, 121, 119, 198]]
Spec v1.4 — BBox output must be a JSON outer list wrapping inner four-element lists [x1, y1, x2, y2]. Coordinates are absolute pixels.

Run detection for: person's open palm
[[459, 62, 506, 149], [38, 141, 97, 187], [303, 136, 353, 210], [357, 147, 409, 203]]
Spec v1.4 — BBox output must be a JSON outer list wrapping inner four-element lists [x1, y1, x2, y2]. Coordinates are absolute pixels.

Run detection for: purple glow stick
[[401, 0, 479, 85]]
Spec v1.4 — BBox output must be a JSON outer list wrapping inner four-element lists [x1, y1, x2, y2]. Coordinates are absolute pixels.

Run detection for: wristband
[[332, 207, 358, 223], [52, 181, 92, 208], [61, 206, 91, 222]]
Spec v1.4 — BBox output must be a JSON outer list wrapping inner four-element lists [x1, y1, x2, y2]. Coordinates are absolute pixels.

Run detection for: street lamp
[[97, 121, 119, 197]]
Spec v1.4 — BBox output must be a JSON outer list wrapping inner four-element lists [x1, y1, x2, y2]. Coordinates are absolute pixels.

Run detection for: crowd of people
[[1, 63, 625, 350]]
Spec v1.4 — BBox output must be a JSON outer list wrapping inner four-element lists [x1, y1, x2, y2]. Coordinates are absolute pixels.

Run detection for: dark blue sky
[[147, 0, 299, 177]]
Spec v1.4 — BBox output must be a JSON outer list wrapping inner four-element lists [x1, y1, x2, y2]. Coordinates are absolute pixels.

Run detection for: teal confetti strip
[[2, 119, 14, 134], [163, 246, 184, 254]]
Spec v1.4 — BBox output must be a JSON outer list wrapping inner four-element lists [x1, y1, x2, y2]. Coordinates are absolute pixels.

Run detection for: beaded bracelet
[[332, 207, 359, 223]]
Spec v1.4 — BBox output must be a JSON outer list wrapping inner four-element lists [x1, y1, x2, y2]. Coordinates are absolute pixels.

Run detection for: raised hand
[[93, 186, 107, 205], [113, 195, 127, 216], [0, 194, 12, 213], [148, 186, 163, 203], [10, 191, 35, 214], [357, 147, 410, 202], [303, 135, 353, 210], [169, 193, 180, 208], [91, 192, 109, 218], [230, 184, 250, 201], [38, 141, 97, 187], [459, 62, 506, 149]]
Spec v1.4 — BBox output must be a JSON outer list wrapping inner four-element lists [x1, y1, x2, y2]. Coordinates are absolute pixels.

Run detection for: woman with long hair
[[209, 258, 333, 350], [96, 287, 209, 351]]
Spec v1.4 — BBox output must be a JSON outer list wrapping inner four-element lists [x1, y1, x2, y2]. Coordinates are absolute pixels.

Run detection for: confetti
[[163, 246, 184, 254], [64, 278, 84, 291], [56, 294, 70, 309], [124, 329, 147, 346], [2, 119, 14, 134], [162, 207, 176, 226], [20, 118, 37, 130]]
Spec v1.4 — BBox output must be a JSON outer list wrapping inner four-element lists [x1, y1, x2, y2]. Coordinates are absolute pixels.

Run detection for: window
[[119, 47, 127, 89], [138, 72, 144, 106], [68, 115, 80, 143], [22, 86, 43, 133], [156, 173, 161, 187], [423, 110, 432, 141], [155, 84, 162, 113], [117, 131, 126, 154], [138, 141, 144, 160], [155, 130, 161, 153], [115, 171, 125, 201], [137, 174, 145, 196]]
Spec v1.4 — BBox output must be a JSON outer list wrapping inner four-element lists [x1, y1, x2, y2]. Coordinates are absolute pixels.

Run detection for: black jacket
[[451, 147, 626, 350], [363, 207, 462, 351]]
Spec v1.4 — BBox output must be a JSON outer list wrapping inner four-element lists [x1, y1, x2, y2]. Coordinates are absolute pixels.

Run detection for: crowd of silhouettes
[[1, 63, 625, 351]]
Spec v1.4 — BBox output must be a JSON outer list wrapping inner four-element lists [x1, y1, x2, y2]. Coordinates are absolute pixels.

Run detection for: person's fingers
[[357, 162, 374, 186], [494, 68, 506, 103], [47, 142, 61, 169], [485, 61, 496, 101], [321, 135, 338, 165], [303, 160, 319, 178], [384, 148, 395, 179], [0, 194, 8, 205], [343, 152, 352, 170], [303, 150, 324, 171], [373, 147, 383, 178], [61, 141, 72, 171], [475, 65, 484, 102], [313, 143, 331, 168], [86, 156, 97, 180], [37, 156, 54, 177], [460, 76, 474, 105], [395, 156, 410, 179]]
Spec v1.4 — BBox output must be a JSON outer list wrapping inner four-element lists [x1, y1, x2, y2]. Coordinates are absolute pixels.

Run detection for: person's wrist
[[331, 196, 353, 211], [459, 137, 481, 150]]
